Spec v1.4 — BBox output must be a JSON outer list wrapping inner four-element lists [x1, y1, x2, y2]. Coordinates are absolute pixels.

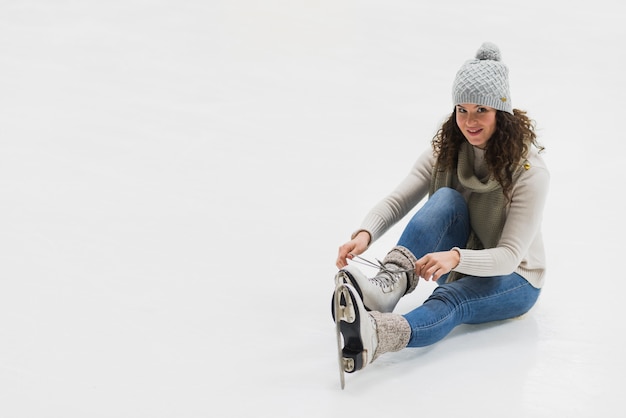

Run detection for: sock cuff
[[382, 246, 419, 294], [370, 311, 410, 360]]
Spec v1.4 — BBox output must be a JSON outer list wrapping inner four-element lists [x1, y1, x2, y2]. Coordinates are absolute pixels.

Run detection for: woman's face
[[455, 104, 497, 149]]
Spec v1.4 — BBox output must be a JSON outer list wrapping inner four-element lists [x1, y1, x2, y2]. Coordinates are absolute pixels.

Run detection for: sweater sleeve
[[354, 148, 434, 244], [453, 152, 550, 278]]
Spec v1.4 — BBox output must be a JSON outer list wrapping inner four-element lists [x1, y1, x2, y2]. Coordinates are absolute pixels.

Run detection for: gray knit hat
[[452, 42, 513, 114]]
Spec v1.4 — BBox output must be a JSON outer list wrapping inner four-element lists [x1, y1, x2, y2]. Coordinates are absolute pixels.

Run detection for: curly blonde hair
[[431, 108, 543, 201]]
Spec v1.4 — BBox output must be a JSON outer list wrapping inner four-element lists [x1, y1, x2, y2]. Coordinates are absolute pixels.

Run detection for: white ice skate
[[335, 262, 410, 313]]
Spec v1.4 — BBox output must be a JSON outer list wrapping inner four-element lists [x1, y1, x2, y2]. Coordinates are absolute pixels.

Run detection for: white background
[[1, 1, 624, 417]]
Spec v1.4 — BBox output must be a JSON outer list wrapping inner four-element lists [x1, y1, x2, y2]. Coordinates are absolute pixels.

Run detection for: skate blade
[[333, 283, 358, 389], [333, 285, 345, 389], [334, 269, 350, 286], [330, 270, 355, 322]]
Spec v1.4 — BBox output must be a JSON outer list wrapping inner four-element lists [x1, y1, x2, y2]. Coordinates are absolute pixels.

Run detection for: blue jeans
[[396, 187, 541, 347]]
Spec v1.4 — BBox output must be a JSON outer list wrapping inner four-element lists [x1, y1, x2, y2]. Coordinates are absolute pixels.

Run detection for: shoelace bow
[[349, 255, 413, 289]]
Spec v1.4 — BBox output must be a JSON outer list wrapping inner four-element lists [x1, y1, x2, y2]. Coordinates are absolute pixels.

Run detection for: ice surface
[[0, 1, 623, 417]]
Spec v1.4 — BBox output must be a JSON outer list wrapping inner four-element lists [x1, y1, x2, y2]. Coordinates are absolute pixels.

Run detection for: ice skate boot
[[333, 282, 410, 389], [336, 246, 419, 313]]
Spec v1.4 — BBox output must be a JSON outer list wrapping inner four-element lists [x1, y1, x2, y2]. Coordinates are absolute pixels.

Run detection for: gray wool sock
[[381, 246, 419, 294], [370, 311, 411, 361]]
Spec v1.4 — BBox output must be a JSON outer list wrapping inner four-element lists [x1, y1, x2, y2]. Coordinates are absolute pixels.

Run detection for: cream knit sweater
[[357, 145, 550, 288]]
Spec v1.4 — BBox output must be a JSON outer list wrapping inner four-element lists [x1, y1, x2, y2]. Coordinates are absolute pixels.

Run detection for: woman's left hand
[[415, 250, 460, 282]]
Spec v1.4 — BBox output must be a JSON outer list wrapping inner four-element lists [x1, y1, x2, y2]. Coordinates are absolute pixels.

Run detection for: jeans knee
[[432, 187, 464, 206], [429, 187, 468, 222]]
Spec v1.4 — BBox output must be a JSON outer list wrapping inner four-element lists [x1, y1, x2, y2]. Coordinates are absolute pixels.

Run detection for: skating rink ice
[[1, 1, 623, 417]]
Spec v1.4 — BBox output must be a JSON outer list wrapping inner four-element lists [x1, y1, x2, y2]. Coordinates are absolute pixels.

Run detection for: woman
[[332, 42, 549, 380]]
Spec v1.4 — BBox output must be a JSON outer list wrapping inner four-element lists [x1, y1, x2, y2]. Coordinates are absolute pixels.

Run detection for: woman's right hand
[[336, 230, 371, 269]]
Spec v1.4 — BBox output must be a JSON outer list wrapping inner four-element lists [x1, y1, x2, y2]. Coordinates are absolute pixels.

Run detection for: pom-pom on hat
[[452, 42, 513, 114]]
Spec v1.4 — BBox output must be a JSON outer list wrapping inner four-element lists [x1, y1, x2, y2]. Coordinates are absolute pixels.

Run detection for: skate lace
[[350, 255, 413, 290]]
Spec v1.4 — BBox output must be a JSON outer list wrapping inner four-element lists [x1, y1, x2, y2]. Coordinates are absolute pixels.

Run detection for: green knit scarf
[[429, 142, 523, 282]]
